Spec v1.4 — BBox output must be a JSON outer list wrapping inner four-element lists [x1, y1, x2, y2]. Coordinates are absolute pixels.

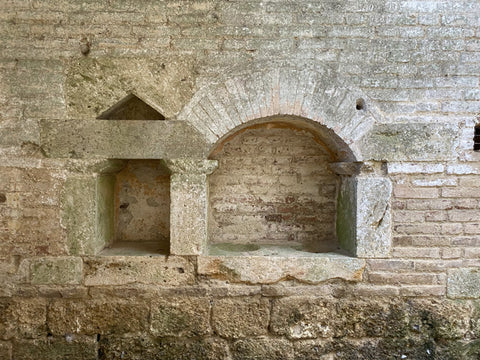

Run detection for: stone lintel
[[40, 119, 209, 159]]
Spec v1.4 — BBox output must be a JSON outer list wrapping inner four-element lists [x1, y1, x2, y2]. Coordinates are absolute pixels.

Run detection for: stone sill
[[94, 243, 366, 285], [100, 241, 168, 256], [198, 249, 366, 285]]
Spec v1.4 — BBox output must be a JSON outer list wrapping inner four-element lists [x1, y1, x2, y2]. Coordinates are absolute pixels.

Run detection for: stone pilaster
[[165, 159, 218, 255]]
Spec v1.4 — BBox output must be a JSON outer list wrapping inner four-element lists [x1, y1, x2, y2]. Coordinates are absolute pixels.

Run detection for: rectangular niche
[[101, 159, 171, 255]]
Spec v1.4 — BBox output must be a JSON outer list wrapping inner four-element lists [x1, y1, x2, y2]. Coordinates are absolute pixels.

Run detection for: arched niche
[[207, 115, 366, 256]]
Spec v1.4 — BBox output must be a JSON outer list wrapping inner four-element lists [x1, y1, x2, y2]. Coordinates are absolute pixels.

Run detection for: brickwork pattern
[[209, 126, 338, 252], [1, 0, 480, 358]]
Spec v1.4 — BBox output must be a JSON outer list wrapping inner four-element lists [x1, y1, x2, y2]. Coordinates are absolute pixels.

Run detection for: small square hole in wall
[[474, 124, 480, 151], [101, 159, 171, 255]]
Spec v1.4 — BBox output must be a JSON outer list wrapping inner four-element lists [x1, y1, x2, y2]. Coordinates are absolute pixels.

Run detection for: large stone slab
[[197, 253, 365, 284], [40, 120, 209, 159], [359, 123, 458, 161]]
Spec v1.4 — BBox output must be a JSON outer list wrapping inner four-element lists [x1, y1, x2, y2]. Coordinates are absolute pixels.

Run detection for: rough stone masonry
[[1, 0, 480, 359]]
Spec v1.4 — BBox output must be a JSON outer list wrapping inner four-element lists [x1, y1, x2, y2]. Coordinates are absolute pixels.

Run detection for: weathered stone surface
[[47, 299, 149, 335], [166, 159, 217, 255], [356, 177, 392, 258], [0, 299, 47, 339], [359, 123, 458, 161], [211, 297, 270, 338], [13, 337, 97, 360], [61, 176, 99, 255], [407, 299, 472, 341], [447, 268, 480, 299], [293, 338, 470, 360], [231, 337, 294, 360], [65, 57, 196, 120], [40, 120, 209, 159], [270, 297, 412, 340], [156, 337, 229, 360], [0, 341, 11, 360], [83, 256, 195, 286], [337, 176, 392, 258], [150, 297, 211, 337], [98, 336, 229, 360], [29, 257, 83, 285], [198, 254, 365, 284]]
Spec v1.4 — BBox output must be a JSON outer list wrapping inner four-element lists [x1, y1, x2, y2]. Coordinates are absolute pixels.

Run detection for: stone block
[[47, 299, 149, 335], [156, 337, 229, 360], [211, 297, 270, 338], [447, 268, 480, 299], [198, 254, 365, 284], [356, 177, 392, 258], [407, 299, 472, 340], [270, 297, 337, 339], [98, 336, 229, 360], [359, 123, 458, 161], [83, 256, 195, 286], [61, 176, 98, 255], [166, 159, 218, 255], [150, 297, 211, 337], [29, 257, 83, 285], [232, 337, 294, 360], [271, 297, 412, 340], [0, 341, 11, 360], [41, 120, 208, 159], [0, 298, 47, 340], [13, 337, 97, 360]]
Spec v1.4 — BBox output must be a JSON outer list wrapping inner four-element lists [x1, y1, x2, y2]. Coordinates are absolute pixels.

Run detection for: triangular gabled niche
[[97, 94, 165, 120]]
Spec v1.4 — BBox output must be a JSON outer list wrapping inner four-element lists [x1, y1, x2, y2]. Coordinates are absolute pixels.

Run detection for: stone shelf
[[198, 245, 366, 285], [100, 241, 169, 256]]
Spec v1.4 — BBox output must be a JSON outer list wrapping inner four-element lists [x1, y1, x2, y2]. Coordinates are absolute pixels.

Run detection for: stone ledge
[[198, 254, 365, 284], [83, 256, 195, 286]]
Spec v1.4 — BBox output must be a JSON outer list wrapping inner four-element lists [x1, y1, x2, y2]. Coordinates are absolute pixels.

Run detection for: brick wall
[[1, 0, 480, 358], [209, 125, 338, 252]]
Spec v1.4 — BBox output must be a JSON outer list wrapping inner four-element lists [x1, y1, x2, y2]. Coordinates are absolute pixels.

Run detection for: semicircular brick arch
[[177, 65, 383, 161]]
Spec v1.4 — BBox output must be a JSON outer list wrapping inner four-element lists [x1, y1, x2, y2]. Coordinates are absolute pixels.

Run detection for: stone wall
[[1, 0, 480, 358]]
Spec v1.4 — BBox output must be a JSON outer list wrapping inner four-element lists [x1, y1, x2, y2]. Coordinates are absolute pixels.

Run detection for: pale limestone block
[[83, 256, 194, 286], [29, 257, 83, 285], [359, 123, 458, 161], [166, 159, 218, 255], [356, 177, 393, 258], [447, 268, 480, 299], [198, 254, 365, 284]]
